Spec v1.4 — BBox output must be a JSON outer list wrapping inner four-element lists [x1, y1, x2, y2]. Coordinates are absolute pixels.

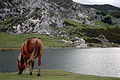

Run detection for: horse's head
[[17, 55, 25, 74]]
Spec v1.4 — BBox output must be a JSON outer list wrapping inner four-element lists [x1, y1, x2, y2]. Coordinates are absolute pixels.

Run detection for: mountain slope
[[82, 4, 120, 12], [0, 0, 100, 34], [0, 0, 120, 47]]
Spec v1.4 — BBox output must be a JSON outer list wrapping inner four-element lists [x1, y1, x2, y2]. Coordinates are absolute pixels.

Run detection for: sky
[[73, 0, 120, 8]]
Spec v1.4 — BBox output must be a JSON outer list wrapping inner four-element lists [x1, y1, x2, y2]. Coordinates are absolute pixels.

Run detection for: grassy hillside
[[0, 32, 74, 48], [0, 69, 120, 80], [0, 19, 119, 48], [64, 19, 120, 47], [111, 12, 120, 18], [82, 4, 120, 12]]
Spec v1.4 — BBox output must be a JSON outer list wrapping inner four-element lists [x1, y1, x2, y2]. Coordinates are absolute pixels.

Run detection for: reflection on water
[[0, 48, 120, 77]]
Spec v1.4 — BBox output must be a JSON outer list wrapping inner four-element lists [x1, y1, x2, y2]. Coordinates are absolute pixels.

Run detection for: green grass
[[63, 19, 120, 45], [95, 20, 109, 27], [64, 19, 83, 27], [0, 19, 119, 48], [0, 69, 120, 80], [0, 32, 73, 48]]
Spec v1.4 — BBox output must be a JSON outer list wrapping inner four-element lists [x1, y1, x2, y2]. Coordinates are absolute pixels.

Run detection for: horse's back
[[22, 38, 42, 56], [27, 38, 42, 54]]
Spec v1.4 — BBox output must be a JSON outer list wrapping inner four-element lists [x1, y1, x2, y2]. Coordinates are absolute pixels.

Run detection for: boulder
[[75, 38, 87, 48]]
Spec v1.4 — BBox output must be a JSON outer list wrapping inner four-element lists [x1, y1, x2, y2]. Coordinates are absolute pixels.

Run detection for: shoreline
[[0, 47, 86, 52], [0, 47, 119, 52], [0, 48, 21, 52]]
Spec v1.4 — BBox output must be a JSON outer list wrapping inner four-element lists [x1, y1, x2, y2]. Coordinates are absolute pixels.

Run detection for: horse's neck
[[21, 41, 29, 57], [24, 42, 28, 53]]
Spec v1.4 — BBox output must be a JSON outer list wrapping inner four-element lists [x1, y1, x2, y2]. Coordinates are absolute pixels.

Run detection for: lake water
[[0, 48, 120, 77]]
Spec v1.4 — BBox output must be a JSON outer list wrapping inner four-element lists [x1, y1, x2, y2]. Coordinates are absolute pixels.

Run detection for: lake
[[0, 48, 120, 77]]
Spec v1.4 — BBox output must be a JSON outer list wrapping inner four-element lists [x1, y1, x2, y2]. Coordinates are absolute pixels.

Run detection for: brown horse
[[17, 38, 43, 76]]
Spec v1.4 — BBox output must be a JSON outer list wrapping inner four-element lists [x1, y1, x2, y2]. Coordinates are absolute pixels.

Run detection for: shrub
[[96, 11, 101, 15], [102, 16, 112, 25], [101, 11, 107, 16]]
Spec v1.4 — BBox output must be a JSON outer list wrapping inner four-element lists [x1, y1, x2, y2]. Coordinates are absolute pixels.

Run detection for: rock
[[61, 40, 73, 44], [75, 38, 87, 48], [61, 38, 87, 48], [38, 30, 50, 35], [96, 35, 109, 44], [25, 10, 35, 18], [61, 40, 68, 43], [74, 37, 80, 40]]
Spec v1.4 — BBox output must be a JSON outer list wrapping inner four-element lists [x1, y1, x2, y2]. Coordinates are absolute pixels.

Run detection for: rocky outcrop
[[74, 37, 87, 48], [61, 37, 87, 48], [96, 35, 109, 44], [0, 0, 101, 34]]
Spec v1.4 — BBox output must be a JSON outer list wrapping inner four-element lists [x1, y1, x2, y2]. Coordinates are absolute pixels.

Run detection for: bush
[[96, 11, 101, 15], [96, 11, 107, 16], [102, 16, 112, 25], [101, 11, 107, 16]]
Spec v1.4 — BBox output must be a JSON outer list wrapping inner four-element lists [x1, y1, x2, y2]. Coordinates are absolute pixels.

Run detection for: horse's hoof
[[29, 72, 32, 75], [37, 73, 40, 76], [18, 72, 22, 75]]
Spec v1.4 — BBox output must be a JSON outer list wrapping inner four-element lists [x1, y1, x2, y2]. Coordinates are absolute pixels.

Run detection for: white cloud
[[113, 0, 120, 7], [73, 0, 120, 7]]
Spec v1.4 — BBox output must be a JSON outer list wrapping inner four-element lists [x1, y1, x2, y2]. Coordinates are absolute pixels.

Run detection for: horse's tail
[[32, 41, 40, 59]]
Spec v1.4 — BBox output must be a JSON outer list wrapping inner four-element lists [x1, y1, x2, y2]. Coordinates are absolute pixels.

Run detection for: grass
[[0, 69, 120, 80], [0, 32, 73, 48], [64, 19, 83, 27], [0, 19, 119, 48], [95, 20, 108, 27], [63, 19, 120, 45]]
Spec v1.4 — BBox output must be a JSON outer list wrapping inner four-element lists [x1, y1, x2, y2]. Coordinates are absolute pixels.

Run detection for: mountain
[[0, 0, 98, 34], [82, 4, 120, 12], [82, 4, 120, 18], [0, 0, 120, 47]]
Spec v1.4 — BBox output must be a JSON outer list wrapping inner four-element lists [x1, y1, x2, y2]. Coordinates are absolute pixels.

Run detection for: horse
[[17, 38, 43, 76]]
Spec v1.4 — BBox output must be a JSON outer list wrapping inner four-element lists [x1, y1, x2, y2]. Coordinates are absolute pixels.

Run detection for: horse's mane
[[18, 54, 24, 63], [18, 54, 21, 61], [18, 41, 27, 62]]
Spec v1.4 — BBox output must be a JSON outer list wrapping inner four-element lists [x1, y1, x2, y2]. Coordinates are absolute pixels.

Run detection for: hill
[[82, 4, 120, 12], [1, 0, 119, 34], [0, 0, 120, 47]]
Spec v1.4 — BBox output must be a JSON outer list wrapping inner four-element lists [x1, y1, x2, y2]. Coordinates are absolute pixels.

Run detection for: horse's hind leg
[[37, 56, 42, 76], [37, 42, 43, 76]]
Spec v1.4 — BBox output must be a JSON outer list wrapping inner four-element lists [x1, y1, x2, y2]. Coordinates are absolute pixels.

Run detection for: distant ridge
[[82, 4, 120, 12]]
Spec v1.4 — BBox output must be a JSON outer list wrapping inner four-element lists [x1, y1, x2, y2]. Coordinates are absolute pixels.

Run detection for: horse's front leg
[[24, 59, 34, 75], [24, 59, 30, 75]]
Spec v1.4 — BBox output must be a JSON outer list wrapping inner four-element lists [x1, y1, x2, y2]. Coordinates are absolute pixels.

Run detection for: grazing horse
[[17, 38, 43, 76]]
